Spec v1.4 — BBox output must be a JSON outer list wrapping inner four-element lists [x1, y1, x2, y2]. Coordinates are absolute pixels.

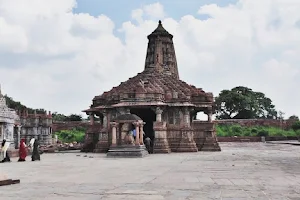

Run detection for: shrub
[[230, 125, 243, 135], [296, 129, 300, 137], [291, 121, 300, 131], [55, 129, 85, 143], [216, 124, 297, 137], [257, 130, 269, 137]]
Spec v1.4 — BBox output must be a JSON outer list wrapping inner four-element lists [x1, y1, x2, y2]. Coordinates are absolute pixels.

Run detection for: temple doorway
[[130, 108, 156, 140]]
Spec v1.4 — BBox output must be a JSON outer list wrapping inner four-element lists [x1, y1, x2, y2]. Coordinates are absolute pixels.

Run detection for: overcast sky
[[0, 0, 299, 118]]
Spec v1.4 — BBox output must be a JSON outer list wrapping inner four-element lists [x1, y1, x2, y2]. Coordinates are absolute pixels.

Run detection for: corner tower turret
[[144, 20, 179, 79]]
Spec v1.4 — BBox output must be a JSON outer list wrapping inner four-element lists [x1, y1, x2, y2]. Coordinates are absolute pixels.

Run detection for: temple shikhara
[[83, 20, 221, 155]]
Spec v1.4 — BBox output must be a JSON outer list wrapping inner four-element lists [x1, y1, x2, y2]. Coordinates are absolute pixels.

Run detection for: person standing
[[31, 139, 40, 161], [1, 139, 11, 163], [144, 137, 151, 153], [18, 139, 27, 162], [29, 138, 35, 153], [132, 128, 136, 141]]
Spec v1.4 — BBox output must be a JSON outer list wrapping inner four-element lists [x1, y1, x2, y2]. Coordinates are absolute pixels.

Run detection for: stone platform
[[2, 142, 300, 199], [107, 145, 149, 158]]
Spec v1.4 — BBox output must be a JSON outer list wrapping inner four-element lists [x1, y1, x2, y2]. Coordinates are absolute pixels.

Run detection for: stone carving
[[124, 132, 134, 145]]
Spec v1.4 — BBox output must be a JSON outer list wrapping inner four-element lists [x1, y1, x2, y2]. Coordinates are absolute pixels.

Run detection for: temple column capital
[[155, 107, 163, 114], [155, 107, 163, 122], [132, 121, 140, 128], [110, 122, 119, 127]]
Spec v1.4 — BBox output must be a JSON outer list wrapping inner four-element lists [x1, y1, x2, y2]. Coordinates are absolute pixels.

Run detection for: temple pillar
[[139, 122, 145, 145], [155, 107, 163, 122], [133, 122, 140, 146], [17, 125, 21, 148], [89, 113, 95, 125], [153, 121, 171, 153], [175, 107, 198, 152], [183, 107, 190, 127], [103, 111, 108, 128], [207, 107, 213, 122], [110, 122, 118, 146], [0, 124, 3, 141]]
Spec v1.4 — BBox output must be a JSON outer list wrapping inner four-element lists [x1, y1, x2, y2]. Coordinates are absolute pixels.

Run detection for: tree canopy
[[288, 115, 299, 121], [215, 86, 277, 119], [4, 95, 46, 114], [4, 95, 84, 121]]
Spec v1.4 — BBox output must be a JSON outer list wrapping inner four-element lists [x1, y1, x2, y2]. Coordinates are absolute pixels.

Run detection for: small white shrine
[[0, 85, 21, 149]]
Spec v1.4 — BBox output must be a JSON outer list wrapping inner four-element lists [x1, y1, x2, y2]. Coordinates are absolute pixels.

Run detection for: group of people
[[0, 138, 41, 163]]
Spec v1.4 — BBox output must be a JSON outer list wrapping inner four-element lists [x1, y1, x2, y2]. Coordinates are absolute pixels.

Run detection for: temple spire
[[144, 20, 179, 79]]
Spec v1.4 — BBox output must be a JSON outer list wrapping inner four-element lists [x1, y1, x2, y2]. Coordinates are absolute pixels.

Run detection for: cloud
[[131, 2, 166, 23], [143, 2, 166, 19], [0, 0, 300, 118]]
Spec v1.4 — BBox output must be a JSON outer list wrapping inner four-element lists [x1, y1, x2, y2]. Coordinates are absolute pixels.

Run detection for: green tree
[[291, 121, 300, 131], [288, 115, 299, 120], [215, 86, 277, 119], [66, 114, 83, 121], [52, 112, 67, 121], [5, 95, 46, 114], [4, 95, 26, 111]]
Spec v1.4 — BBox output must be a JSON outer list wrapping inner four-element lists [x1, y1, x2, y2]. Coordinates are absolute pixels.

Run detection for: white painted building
[[0, 85, 21, 149]]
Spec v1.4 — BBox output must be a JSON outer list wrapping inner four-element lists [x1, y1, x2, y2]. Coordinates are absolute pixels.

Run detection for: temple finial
[[158, 20, 162, 25]]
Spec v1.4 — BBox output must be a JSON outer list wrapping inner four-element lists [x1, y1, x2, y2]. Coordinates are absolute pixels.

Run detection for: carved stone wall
[[20, 114, 53, 145]]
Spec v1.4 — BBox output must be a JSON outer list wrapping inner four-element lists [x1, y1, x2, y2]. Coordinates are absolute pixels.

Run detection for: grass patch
[[216, 124, 298, 137], [54, 127, 86, 143]]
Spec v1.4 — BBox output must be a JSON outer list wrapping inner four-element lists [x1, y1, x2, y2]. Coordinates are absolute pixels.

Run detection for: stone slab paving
[[1, 142, 300, 200]]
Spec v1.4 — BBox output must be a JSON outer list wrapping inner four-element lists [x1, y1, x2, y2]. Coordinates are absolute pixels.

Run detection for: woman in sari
[[18, 139, 27, 162]]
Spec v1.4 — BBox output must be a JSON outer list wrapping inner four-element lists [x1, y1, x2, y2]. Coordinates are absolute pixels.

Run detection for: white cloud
[[143, 2, 165, 19], [0, 0, 300, 118], [131, 2, 165, 23], [262, 59, 299, 79], [0, 17, 28, 53]]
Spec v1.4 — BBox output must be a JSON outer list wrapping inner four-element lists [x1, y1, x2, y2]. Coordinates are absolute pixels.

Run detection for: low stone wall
[[214, 119, 297, 130], [217, 136, 298, 142], [52, 121, 90, 132]]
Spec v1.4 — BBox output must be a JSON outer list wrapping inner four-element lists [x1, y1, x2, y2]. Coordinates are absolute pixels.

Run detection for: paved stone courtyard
[[1, 142, 300, 200]]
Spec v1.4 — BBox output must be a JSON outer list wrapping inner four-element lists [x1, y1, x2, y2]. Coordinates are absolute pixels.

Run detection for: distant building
[[0, 85, 53, 147], [18, 110, 53, 146]]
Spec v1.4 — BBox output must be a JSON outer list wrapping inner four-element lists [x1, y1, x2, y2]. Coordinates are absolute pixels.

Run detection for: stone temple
[[0, 85, 53, 148], [18, 109, 53, 146], [83, 20, 221, 153]]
